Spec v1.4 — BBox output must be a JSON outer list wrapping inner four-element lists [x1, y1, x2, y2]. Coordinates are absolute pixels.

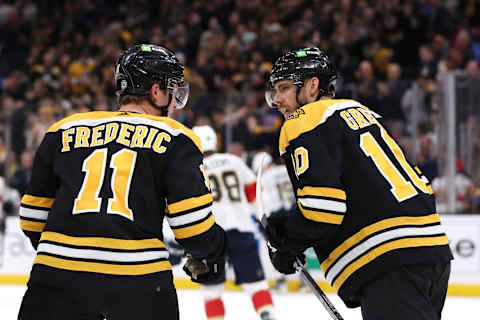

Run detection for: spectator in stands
[[0, 175, 5, 233], [416, 135, 439, 182], [338, 60, 379, 112], [451, 29, 476, 64], [10, 151, 33, 196], [463, 60, 480, 191], [389, 121, 414, 163], [401, 72, 437, 137], [431, 34, 449, 63], [26, 103, 58, 151], [418, 45, 438, 80], [0, 0, 477, 201], [432, 158, 477, 214], [260, 23, 286, 63], [386, 63, 410, 106], [3, 94, 28, 160]]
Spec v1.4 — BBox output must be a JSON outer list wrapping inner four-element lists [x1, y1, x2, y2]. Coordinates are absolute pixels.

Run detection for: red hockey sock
[[205, 298, 225, 319], [251, 289, 274, 311]]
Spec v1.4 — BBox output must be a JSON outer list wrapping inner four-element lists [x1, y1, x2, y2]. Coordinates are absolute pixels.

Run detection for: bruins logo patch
[[287, 108, 305, 120]]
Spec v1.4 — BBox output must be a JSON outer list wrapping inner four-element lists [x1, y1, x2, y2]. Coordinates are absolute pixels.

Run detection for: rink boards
[[1, 215, 480, 296]]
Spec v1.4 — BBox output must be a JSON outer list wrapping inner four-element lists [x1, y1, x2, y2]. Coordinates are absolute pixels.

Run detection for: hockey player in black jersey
[[18, 44, 227, 320], [264, 47, 453, 320]]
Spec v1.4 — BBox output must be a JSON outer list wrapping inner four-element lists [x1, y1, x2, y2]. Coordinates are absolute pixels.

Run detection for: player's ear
[[150, 83, 161, 99], [306, 77, 320, 99]]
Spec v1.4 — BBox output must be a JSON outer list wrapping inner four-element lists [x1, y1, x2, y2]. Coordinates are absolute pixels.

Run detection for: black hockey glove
[[183, 253, 226, 284], [264, 214, 289, 251], [268, 245, 306, 275], [183, 234, 227, 285]]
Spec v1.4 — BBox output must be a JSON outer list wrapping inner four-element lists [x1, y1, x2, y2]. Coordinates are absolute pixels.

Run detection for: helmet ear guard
[[265, 47, 337, 108]]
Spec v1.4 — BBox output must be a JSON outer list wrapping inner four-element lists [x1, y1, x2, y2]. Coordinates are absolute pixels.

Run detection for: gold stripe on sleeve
[[21, 195, 54, 209], [297, 186, 346, 200], [20, 219, 45, 233], [297, 202, 344, 225], [167, 194, 213, 214], [321, 213, 441, 272], [34, 255, 171, 275], [172, 214, 215, 239], [40, 232, 166, 250], [332, 235, 449, 290]]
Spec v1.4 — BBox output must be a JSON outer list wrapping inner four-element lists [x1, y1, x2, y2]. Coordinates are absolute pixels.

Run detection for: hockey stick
[[255, 153, 345, 320]]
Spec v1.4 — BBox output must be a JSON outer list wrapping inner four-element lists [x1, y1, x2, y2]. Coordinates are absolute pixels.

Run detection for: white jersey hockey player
[[252, 152, 300, 292], [193, 125, 276, 320], [204, 153, 257, 233], [252, 153, 295, 218]]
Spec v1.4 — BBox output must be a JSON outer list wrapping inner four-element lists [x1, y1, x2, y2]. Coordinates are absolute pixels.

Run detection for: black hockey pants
[[360, 262, 451, 320], [17, 273, 179, 320]]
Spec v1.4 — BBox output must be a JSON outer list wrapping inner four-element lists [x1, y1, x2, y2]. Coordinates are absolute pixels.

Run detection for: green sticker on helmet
[[295, 50, 307, 57], [141, 45, 152, 52]]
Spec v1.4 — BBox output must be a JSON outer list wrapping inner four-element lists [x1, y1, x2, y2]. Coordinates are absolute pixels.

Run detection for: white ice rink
[[1, 285, 479, 320]]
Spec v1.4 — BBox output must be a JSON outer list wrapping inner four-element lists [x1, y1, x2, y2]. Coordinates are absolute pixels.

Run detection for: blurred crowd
[[0, 0, 479, 214]]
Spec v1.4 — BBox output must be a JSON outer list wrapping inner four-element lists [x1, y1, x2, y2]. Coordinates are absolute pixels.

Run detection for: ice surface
[[1, 285, 478, 320]]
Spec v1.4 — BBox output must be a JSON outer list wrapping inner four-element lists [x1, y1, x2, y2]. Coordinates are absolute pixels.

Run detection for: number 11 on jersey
[[73, 148, 137, 220]]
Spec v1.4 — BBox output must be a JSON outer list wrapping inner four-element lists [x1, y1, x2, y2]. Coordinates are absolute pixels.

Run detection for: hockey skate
[[259, 310, 276, 320]]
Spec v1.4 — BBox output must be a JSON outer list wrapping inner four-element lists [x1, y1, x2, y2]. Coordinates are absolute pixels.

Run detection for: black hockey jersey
[[19, 111, 224, 291], [279, 99, 453, 307]]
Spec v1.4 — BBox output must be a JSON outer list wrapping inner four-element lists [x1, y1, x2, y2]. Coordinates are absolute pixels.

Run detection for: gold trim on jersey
[[332, 235, 449, 290], [34, 254, 171, 275], [47, 111, 203, 153], [33, 232, 171, 275], [172, 214, 215, 239], [426, 184, 433, 194], [279, 99, 360, 154], [20, 219, 45, 232], [21, 195, 54, 209], [320, 213, 441, 273], [297, 202, 344, 224], [279, 100, 376, 155], [167, 194, 213, 214], [40, 232, 166, 250], [297, 186, 346, 200]]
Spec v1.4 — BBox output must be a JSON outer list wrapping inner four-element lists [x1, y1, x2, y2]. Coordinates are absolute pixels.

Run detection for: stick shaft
[[297, 259, 344, 320], [256, 153, 345, 320]]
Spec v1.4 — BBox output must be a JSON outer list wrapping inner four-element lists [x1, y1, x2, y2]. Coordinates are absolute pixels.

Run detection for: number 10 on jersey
[[360, 129, 432, 202]]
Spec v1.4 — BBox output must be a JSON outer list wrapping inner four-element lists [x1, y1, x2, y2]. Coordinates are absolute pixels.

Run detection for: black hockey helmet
[[265, 47, 336, 108], [114, 44, 189, 109]]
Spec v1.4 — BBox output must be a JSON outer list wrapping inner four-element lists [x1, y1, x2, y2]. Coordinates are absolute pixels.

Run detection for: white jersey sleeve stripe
[[299, 198, 346, 213], [37, 243, 169, 262], [325, 224, 446, 283], [20, 207, 49, 220], [166, 205, 212, 227]]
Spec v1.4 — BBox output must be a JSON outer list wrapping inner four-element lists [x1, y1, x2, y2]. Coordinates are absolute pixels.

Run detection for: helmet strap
[[147, 92, 172, 117], [295, 85, 302, 107], [147, 81, 172, 116]]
